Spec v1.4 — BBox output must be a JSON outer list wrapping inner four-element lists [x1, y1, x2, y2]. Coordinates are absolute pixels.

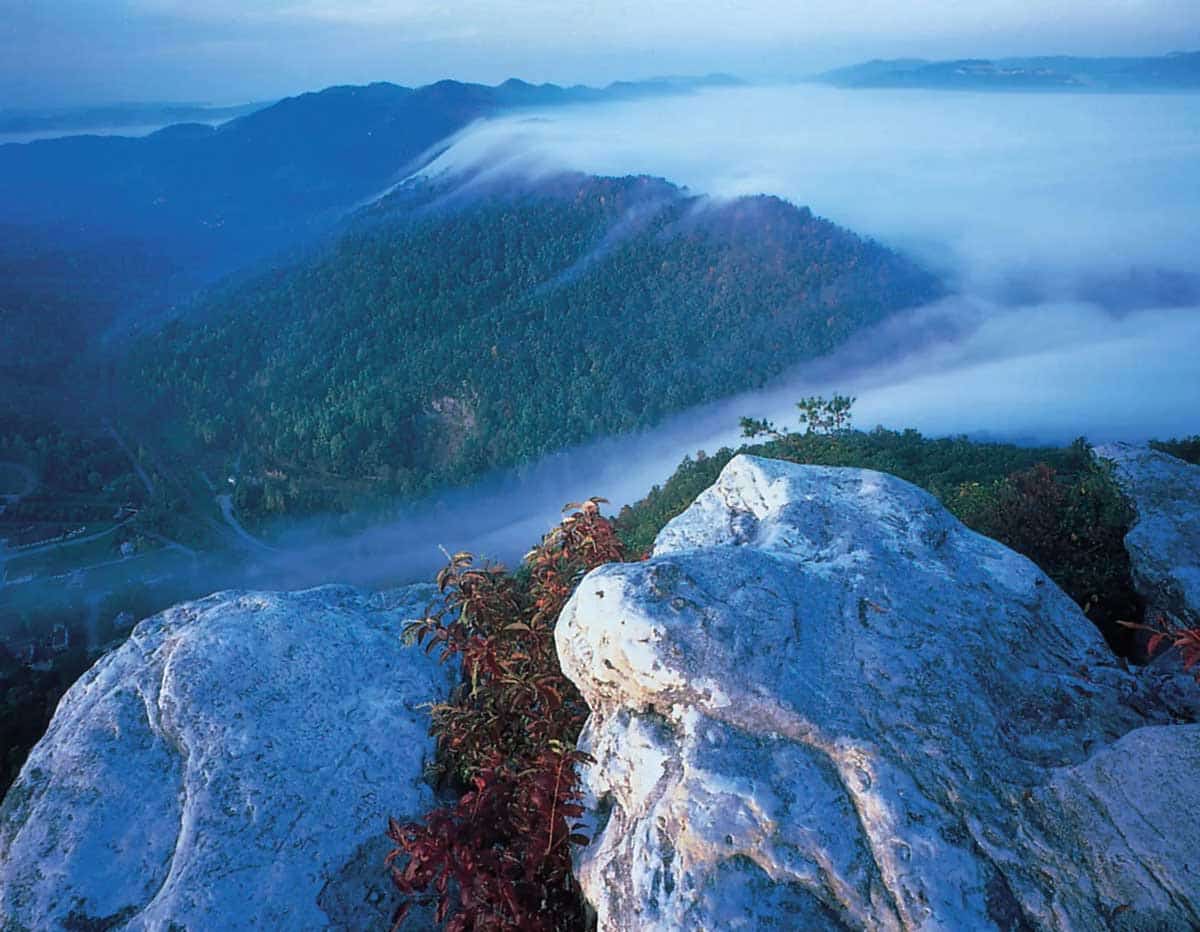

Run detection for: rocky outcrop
[[557, 455, 1199, 930], [1095, 442, 1200, 630], [0, 585, 451, 931]]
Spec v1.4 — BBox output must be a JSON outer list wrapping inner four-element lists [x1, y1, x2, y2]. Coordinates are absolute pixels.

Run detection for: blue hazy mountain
[[0, 101, 269, 140], [0, 75, 739, 305], [818, 51, 1200, 92], [0, 74, 739, 411]]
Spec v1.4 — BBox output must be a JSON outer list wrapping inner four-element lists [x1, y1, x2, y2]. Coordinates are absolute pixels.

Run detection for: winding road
[[216, 494, 277, 553]]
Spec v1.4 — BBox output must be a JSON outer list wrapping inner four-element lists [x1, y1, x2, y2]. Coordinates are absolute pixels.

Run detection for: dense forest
[[1153, 435, 1200, 465], [0, 228, 172, 414], [0, 76, 738, 432], [130, 174, 940, 522]]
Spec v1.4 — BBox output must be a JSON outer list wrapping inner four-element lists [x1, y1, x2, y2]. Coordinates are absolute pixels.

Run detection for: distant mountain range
[[817, 51, 1200, 92], [0, 74, 739, 301], [0, 73, 739, 412], [0, 102, 269, 139]]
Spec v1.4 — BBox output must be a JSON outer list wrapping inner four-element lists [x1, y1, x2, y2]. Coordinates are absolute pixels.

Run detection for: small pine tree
[[741, 394, 856, 440]]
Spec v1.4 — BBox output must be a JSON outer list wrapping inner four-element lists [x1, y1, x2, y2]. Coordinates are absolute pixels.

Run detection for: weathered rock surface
[[1095, 442, 1200, 630], [0, 584, 451, 931], [557, 455, 1200, 930]]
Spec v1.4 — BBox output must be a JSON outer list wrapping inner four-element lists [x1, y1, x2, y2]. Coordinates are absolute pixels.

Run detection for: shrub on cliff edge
[[387, 499, 625, 931]]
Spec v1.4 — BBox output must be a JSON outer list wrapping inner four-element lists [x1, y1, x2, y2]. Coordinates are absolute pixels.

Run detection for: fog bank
[[22, 85, 1200, 599], [292, 83, 1200, 581], [425, 85, 1200, 293]]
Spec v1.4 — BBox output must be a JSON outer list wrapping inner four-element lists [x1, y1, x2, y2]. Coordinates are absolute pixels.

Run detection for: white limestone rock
[[557, 455, 1199, 931], [0, 584, 451, 931], [1095, 442, 1200, 630]]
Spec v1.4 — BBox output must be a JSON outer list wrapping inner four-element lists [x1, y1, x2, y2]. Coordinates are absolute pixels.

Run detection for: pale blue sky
[[2, 0, 1198, 106]]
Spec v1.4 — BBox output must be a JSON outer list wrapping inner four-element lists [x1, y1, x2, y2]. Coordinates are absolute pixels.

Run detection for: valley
[[2, 0, 1199, 920], [2, 68, 1198, 810]]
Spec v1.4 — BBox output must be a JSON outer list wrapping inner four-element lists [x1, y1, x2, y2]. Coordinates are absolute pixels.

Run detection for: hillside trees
[[1152, 435, 1200, 465], [128, 176, 939, 524]]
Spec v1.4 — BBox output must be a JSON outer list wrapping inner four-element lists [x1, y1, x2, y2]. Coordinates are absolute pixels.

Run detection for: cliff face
[[557, 455, 1199, 930], [3, 452, 1197, 931], [0, 585, 451, 931]]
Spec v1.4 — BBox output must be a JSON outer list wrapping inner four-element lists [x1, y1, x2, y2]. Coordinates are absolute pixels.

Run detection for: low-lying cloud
[[415, 83, 1200, 427], [425, 85, 1200, 294], [306, 82, 1199, 579], [16, 83, 1198, 604]]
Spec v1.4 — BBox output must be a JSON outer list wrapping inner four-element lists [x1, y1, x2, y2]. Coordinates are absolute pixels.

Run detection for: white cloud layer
[[250, 82, 1200, 585], [423, 84, 1200, 289]]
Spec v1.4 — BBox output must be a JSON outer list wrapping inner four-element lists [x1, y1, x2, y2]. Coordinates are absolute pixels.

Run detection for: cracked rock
[[1095, 442, 1200, 632], [0, 585, 452, 930], [557, 455, 1200, 930]]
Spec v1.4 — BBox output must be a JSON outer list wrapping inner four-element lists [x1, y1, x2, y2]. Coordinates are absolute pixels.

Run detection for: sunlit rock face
[[0, 585, 451, 931], [1096, 442, 1200, 631], [558, 455, 1200, 931]]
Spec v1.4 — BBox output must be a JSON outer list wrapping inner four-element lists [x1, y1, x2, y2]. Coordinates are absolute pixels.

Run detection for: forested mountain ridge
[[0, 74, 740, 289], [0, 74, 740, 423], [129, 173, 941, 520]]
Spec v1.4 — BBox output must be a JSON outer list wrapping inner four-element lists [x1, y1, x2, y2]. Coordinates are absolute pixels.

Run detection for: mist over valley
[[3, 79, 1198, 612], [283, 81, 1200, 581], [0, 53, 1197, 806], [2, 4, 1200, 920]]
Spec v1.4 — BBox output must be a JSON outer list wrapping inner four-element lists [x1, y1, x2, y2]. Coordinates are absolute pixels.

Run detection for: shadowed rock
[[1096, 442, 1200, 631]]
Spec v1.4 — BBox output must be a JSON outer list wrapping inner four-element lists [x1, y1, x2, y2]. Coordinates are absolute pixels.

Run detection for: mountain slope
[[127, 173, 941, 519], [0, 75, 740, 416], [0, 75, 740, 289]]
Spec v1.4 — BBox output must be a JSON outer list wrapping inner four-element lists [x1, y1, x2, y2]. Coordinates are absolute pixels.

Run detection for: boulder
[[557, 455, 1199, 930], [0, 584, 451, 931], [1095, 442, 1200, 630]]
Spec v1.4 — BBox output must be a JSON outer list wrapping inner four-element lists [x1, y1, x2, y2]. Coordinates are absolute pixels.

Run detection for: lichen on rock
[[0, 584, 452, 931], [557, 454, 1200, 930]]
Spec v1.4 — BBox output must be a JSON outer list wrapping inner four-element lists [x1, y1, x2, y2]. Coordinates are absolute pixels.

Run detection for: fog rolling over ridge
[[424, 85, 1200, 290], [275, 82, 1200, 583], [14, 84, 1199, 596], [413, 84, 1200, 433]]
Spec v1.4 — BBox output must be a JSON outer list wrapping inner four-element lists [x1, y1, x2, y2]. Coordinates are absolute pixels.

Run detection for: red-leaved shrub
[[1122, 615, 1200, 682], [387, 499, 624, 931], [953, 459, 1138, 653]]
